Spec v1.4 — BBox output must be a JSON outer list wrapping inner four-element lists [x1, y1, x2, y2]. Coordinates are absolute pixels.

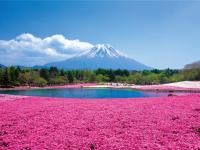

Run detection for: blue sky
[[0, 1, 200, 69]]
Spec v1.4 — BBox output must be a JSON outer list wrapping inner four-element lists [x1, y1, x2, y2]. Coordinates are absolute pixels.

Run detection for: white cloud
[[0, 33, 93, 66]]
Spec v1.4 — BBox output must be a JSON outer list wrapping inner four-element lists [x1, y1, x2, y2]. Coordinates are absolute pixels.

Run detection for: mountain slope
[[44, 44, 152, 70], [184, 60, 200, 69], [0, 64, 6, 68]]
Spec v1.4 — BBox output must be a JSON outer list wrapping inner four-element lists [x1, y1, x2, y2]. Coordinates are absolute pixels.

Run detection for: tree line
[[0, 66, 200, 87]]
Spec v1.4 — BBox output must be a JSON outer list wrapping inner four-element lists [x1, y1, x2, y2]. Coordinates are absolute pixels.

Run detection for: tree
[[67, 71, 74, 83], [49, 76, 68, 85], [15, 67, 20, 79], [74, 70, 84, 81], [95, 68, 107, 75], [18, 73, 28, 85], [9, 66, 19, 85], [169, 74, 183, 83], [127, 75, 136, 84], [107, 69, 115, 82], [145, 73, 159, 85], [40, 69, 50, 81], [142, 70, 151, 76], [130, 73, 145, 85], [0, 68, 10, 87], [89, 73, 96, 83], [26, 71, 48, 86], [122, 69, 130, 76], [151, 69, 161, 74], [49, 67, 58, 78], [95, 74, 109, 83], [83, 70, 93, 82], [182, 69, 200, 81], [115, 76, 127, 83], [159, 73, 169, 84], [60, 69, 65, 76], [33, 77, 47, 87], [3, 66, 200, 87]]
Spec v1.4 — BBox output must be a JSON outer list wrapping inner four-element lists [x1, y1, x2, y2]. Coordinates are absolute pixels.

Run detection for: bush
[[49, 76, 68, 85], [27, 72, 47, 87], [95, 74, 109, 83], [115, 76, 127, 83], [18, 73, 28, 85], [34, 77, 47, 87]]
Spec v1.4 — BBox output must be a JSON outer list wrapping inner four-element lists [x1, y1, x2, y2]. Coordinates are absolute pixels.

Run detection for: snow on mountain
[[79, 44, 126, 58], [43, 44, 152, 70]]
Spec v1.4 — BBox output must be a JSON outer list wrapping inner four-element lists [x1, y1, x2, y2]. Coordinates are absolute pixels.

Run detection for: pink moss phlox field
[[0, 94, 200, 150]]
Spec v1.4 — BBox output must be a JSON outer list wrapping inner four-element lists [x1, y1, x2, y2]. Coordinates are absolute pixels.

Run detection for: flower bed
[[0, 94, 199, 149]]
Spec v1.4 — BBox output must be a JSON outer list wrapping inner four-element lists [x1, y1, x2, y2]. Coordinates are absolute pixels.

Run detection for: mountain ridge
[[0, 64, 6, 68], [78, 44, 127, 58], [184, 60, 200, 69], [43, 44, 152, 70]]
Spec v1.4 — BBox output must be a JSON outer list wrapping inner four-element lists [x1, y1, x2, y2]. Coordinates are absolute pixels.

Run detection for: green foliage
[[18, 73, 28, 85], [0, 68, 10, 87], [49, 77, 68, 85], [182, 69, 200, 80], [5, 66, 20, 86], [1, 66, 200, 87], [114, 69, 129, 76], [168, 74, 183, 83], [49, 67, 59, 78], [115, 76, 127, 83], [40, 69, 50, 81], [60, 69, 66, 76], [26, 71, 47, 87], [33, 77, 47, 87], [88, 73, 96, 83], [107, 69, 115, 82], [67, 71, 74, 83], [144, 73, 160, 85], [130, 73, 145, 84], [159, 73, 169, 84], [95, 74, 109, 82]]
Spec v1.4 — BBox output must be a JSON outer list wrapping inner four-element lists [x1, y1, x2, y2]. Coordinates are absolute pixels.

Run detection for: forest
[[0, 66, 200, 87]]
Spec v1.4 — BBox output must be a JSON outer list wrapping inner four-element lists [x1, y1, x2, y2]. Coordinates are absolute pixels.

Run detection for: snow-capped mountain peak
[[43, 43, 152, 70], [81, 44, 126, 58]]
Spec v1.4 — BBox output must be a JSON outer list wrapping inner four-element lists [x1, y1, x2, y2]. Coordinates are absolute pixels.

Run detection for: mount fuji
[[43, 44, 152, 70]]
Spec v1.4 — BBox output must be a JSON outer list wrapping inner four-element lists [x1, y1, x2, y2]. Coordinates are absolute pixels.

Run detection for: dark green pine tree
[[0, 68, 10, 87], [49, 67, 58, 78], [107, 69, 115, 82], [14, 67, 20, 80], [40, 68, 50, 81], [60, 69, 65, 76], [9, 66, 16, 85], [67, 71, 74, 83]]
